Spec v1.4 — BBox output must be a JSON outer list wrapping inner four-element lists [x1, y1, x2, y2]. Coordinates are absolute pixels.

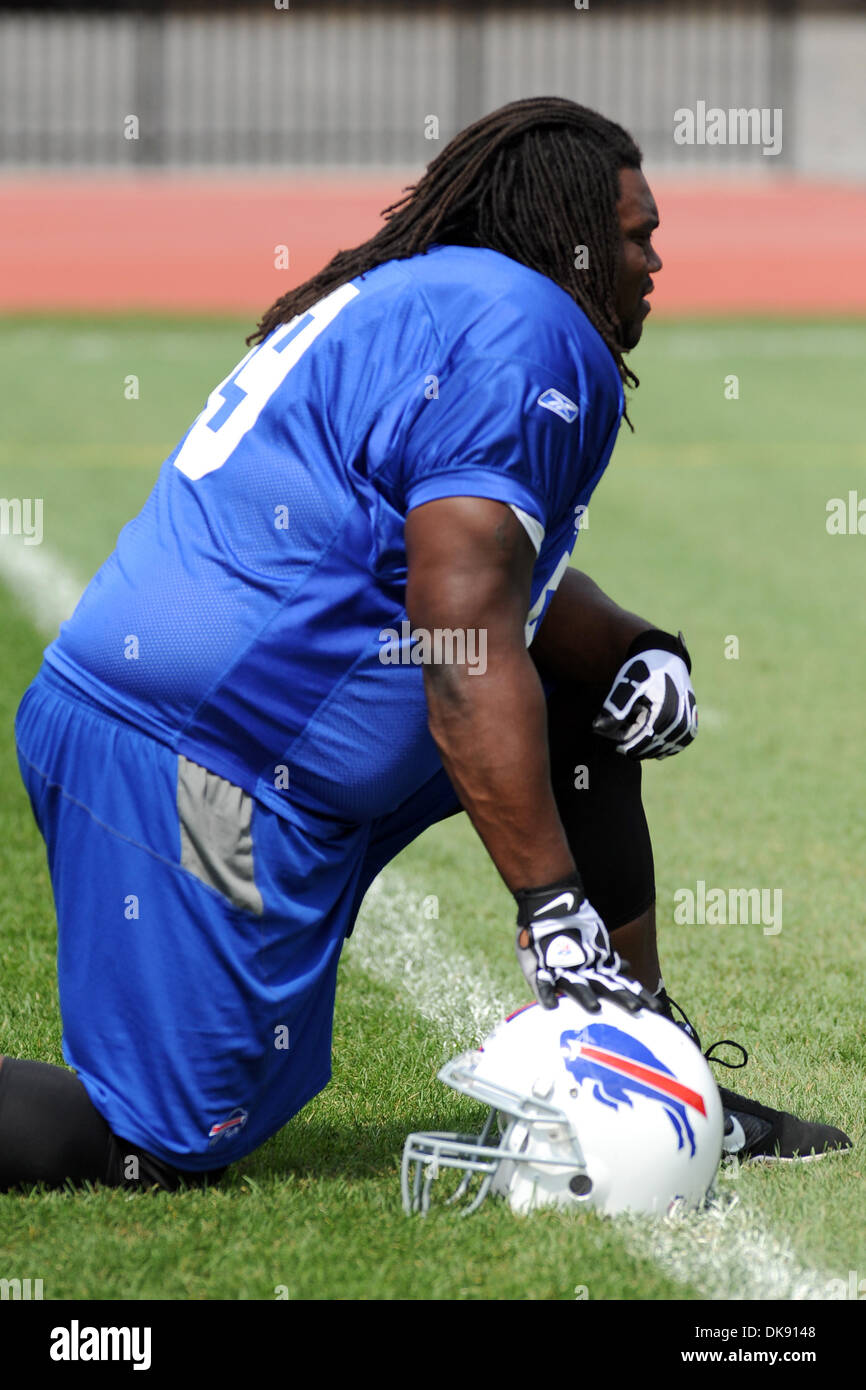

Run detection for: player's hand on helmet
[[592, 628, 698, 760], [514, 880, 662, 1016]]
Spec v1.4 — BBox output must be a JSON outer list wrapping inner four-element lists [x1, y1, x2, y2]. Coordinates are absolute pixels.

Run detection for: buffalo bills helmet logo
[[560, 1024, 706, 1157]]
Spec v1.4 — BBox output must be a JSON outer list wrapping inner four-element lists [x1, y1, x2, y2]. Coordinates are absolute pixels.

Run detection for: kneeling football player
[[2, 97, 849, 1192]]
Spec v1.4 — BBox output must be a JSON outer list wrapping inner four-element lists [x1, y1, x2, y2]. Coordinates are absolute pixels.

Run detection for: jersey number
[[173, 282, 359, 481], [524, 546, 572, 645]]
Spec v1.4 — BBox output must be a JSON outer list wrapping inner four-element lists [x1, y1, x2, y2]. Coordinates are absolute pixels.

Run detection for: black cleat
[[718, 1086, 852, 1164], [655, 989, 852, 1163]]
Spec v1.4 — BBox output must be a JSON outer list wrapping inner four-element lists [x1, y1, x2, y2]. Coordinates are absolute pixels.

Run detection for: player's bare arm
[[407, 494, 659, 1017], [405, 495, 575, 894]]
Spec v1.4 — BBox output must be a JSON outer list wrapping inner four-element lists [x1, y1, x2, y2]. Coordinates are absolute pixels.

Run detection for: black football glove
[[514, 879, 662, 1016], [592, 628, 698, 760]]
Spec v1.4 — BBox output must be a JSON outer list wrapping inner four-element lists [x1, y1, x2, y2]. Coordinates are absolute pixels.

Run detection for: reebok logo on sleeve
[[537, 387, 579, 423]]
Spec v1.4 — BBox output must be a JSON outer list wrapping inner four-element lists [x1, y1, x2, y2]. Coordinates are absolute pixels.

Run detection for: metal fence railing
[[0, 2, 862, 174]]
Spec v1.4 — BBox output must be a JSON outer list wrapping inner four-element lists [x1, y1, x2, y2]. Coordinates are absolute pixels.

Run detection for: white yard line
[[347, 874, 520, 1051], [1, 538, 840, 1301], [619, 1199, 836, 1302], [0, 536, 84, 637], [349, 869, 839, 1302]]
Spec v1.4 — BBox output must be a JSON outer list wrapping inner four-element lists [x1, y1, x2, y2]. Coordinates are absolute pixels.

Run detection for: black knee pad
[[0, 1056, 112, 1190], [0, 1057, 226, 1192]]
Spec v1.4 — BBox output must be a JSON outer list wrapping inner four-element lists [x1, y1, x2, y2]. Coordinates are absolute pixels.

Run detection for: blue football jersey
[[45, 245, 624, 821]]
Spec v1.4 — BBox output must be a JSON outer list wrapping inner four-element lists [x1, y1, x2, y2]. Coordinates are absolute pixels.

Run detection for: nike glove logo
[[535, 892, 576, 916]]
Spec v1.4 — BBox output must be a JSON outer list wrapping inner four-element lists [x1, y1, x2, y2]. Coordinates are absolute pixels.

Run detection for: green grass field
[[1, 315, 864, 1301]]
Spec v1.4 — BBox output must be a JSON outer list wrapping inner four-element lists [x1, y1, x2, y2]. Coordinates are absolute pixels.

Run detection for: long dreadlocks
[[247, 96, 643, 404]]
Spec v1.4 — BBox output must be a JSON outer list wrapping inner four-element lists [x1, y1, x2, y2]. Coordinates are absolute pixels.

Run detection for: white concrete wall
[[794, 16, 866, 179]]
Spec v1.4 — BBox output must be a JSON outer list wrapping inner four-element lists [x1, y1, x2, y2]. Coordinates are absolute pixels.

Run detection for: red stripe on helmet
[[577, 1044, 708, 1116]]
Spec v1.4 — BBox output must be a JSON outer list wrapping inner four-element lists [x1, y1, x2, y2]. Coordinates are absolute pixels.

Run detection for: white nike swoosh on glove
[[536, 892, 576, 915]]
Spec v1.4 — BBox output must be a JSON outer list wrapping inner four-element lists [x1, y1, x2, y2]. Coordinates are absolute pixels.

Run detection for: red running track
[[1, 173, 864, 315]]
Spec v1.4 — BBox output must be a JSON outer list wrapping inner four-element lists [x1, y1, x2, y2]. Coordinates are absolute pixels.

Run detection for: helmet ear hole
[[568, 1173, 593, 1198]]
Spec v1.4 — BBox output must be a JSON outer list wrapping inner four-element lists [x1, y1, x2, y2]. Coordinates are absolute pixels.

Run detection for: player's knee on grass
[[0, 1057, 226, 1192]]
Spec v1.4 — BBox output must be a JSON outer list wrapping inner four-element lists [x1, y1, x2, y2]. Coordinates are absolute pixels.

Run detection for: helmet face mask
[[401, 1069, 588, 1217], [402, 996, 724, 1219]]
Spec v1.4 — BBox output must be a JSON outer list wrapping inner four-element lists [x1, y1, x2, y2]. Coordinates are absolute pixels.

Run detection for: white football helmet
[[402, 995, 723, 1217]]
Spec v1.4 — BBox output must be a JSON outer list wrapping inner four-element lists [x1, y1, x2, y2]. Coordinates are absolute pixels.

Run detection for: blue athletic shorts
[[14, 663, 461, 1171]]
